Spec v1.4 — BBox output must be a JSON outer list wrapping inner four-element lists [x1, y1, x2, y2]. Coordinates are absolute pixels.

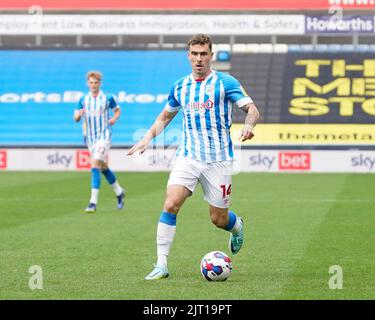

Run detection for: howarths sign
[[305, 16, 374, 33]]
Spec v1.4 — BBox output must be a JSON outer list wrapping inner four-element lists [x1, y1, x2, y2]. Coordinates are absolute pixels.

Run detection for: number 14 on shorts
[[220, 184, 232, 199]]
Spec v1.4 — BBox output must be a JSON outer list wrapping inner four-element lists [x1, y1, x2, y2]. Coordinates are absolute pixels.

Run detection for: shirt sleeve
[[76, 96, 84, 110], [108, 95, 120, 110], [222, 74, 253, 108], [164, 84, 181, 113]]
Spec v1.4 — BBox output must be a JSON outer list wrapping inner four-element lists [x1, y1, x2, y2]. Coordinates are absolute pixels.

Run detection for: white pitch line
[[0, 198, 374, 203]]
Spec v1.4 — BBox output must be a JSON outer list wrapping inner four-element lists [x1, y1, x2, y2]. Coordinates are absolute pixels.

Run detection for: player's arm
[[128, 109, 178, 155], [73, 96, 85, 122], [73, 109, 85, 122], [239, 102, 260, 142], [108, 95, 121, 125], [222, 75, 260, 142], [109, 107, 121, 125]]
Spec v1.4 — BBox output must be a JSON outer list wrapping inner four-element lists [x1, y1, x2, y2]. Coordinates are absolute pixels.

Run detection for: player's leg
[[209, 205, 244, 255], [85, 157, 102, 213], [145, 185, 191, 280], [101, 161, 126, 209], [201, 161, 244, 254], [145, 157, 199, 280], [85, 140, 108, 212], [158, 185, 191, 262]]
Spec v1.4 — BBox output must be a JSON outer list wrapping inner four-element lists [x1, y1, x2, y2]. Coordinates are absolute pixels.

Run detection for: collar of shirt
[[89, 90, 103, 98], [190, 70, 215, 83]]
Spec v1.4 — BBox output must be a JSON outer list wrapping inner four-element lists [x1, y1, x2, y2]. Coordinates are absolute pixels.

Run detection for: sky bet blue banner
[[0, 50, 190, 146]]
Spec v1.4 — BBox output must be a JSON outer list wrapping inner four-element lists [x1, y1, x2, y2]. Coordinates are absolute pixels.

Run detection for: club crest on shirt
[[205, 84, 214, 96]]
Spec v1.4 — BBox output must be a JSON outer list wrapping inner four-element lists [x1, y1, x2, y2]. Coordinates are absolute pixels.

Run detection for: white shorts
[[88, 140, 110, 162], [167, 156, 233, 208]]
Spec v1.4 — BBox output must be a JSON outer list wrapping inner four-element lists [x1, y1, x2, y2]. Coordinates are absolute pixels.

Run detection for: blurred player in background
[[128, 34, 259, 280], [74, 71, 125, 213]]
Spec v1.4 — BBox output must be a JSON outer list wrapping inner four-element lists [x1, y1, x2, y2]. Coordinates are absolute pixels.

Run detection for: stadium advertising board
[[282, 53, 375, 124], [251, 52, 375, 146], [305, 16, 375, 33], [76, 150, 91, 170], [278, 152, 311, 171], [0, 150, 7, 169], [0, 15, 304, 35], [231, 124, 375, 145], [3, 148, 178, 171], [247, 151, 277, 171], [2, 0, 375, 10], [4, 148, 375, 173], [47, 151, 74, 169]]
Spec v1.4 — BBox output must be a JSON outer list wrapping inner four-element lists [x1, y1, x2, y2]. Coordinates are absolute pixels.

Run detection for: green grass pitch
[[0, 171, 374, 300]]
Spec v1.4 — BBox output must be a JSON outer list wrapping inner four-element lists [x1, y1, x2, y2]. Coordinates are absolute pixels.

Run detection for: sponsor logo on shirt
[[186, 99, 214, 110]]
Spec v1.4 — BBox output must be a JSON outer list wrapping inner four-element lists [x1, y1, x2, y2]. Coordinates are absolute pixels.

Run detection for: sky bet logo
[[76, 150, 91, 169], [279, 152, 311, 170], [0, 150, 7, 169], [249, 153, 275, 169], [47, 152, 73, 168], [351, 154, 375, 170]]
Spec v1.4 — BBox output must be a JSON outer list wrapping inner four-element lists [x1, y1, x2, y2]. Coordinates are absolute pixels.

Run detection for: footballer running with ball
[[128, 34, 259, 280]]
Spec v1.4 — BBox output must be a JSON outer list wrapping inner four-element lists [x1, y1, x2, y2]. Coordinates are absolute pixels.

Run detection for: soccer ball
[[200, 251, 232, 281]]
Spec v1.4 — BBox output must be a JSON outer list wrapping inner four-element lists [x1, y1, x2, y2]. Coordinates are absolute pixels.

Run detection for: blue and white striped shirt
[[165, 71, 253, 163], [76, 91, 119, 146]]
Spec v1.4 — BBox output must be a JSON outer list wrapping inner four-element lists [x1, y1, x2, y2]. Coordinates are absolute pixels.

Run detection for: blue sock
[[102, 168, 116, 185], [159, 211, 177, 226], [91, 168, 101, 189], [224, 211, 237, 231]]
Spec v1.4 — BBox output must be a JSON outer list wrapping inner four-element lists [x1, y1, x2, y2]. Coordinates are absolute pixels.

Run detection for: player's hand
[[74, 109, 85, 122], [238, 125, 255, 142], [127, 138, 150, 155], [109, 118, 116, 125]]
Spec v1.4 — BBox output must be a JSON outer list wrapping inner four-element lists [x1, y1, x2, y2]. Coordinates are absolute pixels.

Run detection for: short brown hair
[[86, 71, 102, 81], [187, 34, 212, 52]]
